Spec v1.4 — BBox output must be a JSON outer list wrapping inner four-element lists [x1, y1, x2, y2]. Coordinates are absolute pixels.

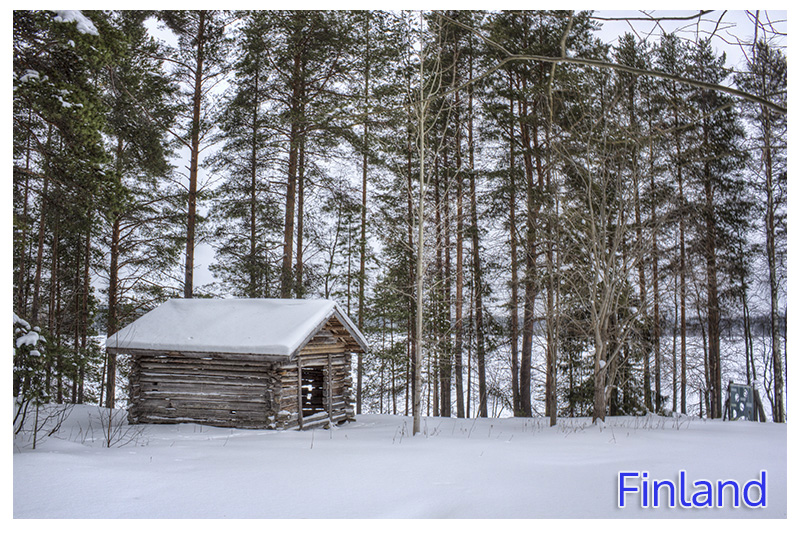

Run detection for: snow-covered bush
[[13, 313, 48, 405], [13, 313, 66, 449]]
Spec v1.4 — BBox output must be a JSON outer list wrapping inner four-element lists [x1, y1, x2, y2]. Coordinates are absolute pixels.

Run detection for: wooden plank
[[109, 348, 291, 363], [138, 374, 268, 386], [138, 355, 275, 367], [138, 395, 267, 408], [302, 411, 330, 423], [138, 368, 272, 381], [136, 407, 268, 424], [137, 366, 274, 379], [137, 382, 267, 396], [298, 345, 347, 356], [302, 417, 330, 431], [327, 351, 333, 424], [297, 357, 303, 430], [137, 414, 269, 429]]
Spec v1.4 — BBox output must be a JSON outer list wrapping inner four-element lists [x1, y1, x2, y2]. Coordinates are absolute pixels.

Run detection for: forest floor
[[13, 404, 786, 520]]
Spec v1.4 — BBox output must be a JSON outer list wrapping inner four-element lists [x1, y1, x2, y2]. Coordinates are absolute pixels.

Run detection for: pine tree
[[735, 39, 787, 422], [157, 10, 231, 299], [208, 11, 282, 298], [684, 38, 750, 418], [14, 10, 115, 404], [100, 11, 181, 407], [340, 10, 406, 414], [654, 33, 692, 413]]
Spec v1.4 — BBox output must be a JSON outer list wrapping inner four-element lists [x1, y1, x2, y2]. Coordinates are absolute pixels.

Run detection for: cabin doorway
[[300, 367, 326, 417]]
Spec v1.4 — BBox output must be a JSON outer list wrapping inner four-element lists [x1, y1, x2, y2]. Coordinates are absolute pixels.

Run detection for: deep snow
[[13, 404, 786, 519]]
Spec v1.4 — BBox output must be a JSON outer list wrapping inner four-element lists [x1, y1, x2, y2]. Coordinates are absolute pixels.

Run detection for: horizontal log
[[137, 371, 274, 385], [137, 381, 268, 395], [297, 346, 347, 356], [280, 419, 299, 430], [302, 411, 330, 423], [302, 337, 343, 347], [139, 390, 267, 401], [134, 403, 269, 417], [137, 365, 275, 379], [136, 406, 269, 423], [302, 418, 330, 431], [136, 415, 271, 430], [277, 359, 350, 370], [111, 348, 291, 363], [331, 412, 348, 423], [138, 372, 274, 383], [139, 355, 276, 367], [137, 373, 269, 385], [137, 397, 267, 411], [281, 397, 302, 408]]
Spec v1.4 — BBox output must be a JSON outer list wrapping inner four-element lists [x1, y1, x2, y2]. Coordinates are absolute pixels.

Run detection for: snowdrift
[[13, 404, 786, 518]]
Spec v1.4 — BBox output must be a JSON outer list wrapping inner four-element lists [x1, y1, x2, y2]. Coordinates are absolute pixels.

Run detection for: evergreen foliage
[[12, 10, 787, 424]]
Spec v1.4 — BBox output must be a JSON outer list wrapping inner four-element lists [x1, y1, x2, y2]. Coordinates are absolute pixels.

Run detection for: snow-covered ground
[[13, 404, 786, 519]]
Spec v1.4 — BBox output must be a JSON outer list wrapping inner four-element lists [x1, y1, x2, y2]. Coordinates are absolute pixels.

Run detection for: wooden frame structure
[[106, 299, 368, 430]]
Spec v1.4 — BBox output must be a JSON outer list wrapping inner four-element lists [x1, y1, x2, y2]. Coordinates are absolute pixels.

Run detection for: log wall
[[127, 324, 357, 430]]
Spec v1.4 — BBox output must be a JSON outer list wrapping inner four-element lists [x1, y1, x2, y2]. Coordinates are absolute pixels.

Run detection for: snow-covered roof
[[105, 298, 368, 357]]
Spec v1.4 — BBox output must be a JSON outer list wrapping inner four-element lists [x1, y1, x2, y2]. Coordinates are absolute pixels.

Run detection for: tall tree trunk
[[441, 148, 452, 418], [16, 108, 34, 319], [704, 167, 722, 419], [413, 123, 425, 434], [248, 57, 260, 298], [79, 229, 90, 404], [31, 125, 53, 326], [763, 113, 785, 422], [295, 129, 305, 297], [72, 248, 81, 404], [741, 267, 754, 386], [465, 70, 486, 418], [15, 119, 33, 396], [519, 92, 535, 418], [470, 155, 487, 418], [508, 75, 521, 416], [413, 21, 426, 434], [406, 79, 416, 421], [433, 155, 442, 417], [454, 155, 465, 418], [184, 10, 206, 299], [357, 15, 370, 416], [544, 119, 556, 427], [280, 44, 303, 298], [50, 219, 61, 403], [674, 104, 686, 415], [106, 136, 124, 408], [648, 130, 661, 413], [631, 92, 650, 413]]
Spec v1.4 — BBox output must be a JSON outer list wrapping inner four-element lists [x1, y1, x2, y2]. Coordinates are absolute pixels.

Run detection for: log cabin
[[105, 298, 368, 430]]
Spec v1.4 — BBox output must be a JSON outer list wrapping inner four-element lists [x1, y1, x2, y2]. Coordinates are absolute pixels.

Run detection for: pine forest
[[12, 10, 787, 432]]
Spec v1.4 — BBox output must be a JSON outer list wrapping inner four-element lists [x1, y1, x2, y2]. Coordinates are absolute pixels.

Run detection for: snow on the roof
[[105, 299, 368, 357]]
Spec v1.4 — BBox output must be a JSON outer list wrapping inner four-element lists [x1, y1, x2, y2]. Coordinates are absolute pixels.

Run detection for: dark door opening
[[301, 367, 326, 417]]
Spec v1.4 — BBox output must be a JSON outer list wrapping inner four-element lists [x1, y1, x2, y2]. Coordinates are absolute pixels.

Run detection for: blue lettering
[[743, 471, 767, 508], [653, 479, 676, 508], [618, 472, 639, 508], [617, 471, 768, 511], [679, 471, 692, 507], [692, 480, 713, 507], [717, 480, 740, 508], [642, 471, 649, 507]]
